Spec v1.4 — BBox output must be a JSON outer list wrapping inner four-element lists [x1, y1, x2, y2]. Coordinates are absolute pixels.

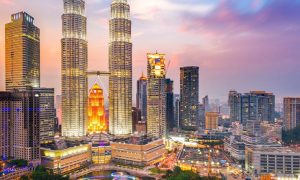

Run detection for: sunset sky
[[0, 0, 300, 103]]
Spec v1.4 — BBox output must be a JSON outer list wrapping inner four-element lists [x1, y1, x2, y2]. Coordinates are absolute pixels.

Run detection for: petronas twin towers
[[62, 0, 132, 137]]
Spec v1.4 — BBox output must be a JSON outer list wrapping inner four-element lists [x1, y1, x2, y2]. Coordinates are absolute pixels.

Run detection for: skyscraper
[[180, 66, 199, 131], [5, 12, 40, 91], [61, 0, 88, 137], [0, 89, 41, 161], [228, 90, 241, 122], [173, 94, 180, 129], [228, 90, 275, 124], [165, 79, 174, 132], [136, 73, 147, 122], [147, 53, 166, 138], [35, 88, 56, 144], [283, 98, 300, 130], [87, 84, 107, 134], [109, 0, 133, 135]]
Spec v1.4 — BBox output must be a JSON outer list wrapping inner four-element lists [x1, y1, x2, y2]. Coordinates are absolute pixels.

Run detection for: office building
[[61, 0, 88, 137], [87, 83, 107, 134], [111, 135, 165, 166], [5, 12, 40, 91], [147, 53, 166, 138], [41, 141, 91, 174], [228, 91, 275, 124], [199, 104, 205, 129], [228, 90, 241, 121], [35, 88, 56, 144], [245, 146, 300, 176], [180, 66, 199, 130], [283, 97, 300, 130], [109, 0, 133, 135], [165, 79, 174, 132], [136, 73, 147, 122], [0, 90, 41, 161], [205, 112, 219, 130]]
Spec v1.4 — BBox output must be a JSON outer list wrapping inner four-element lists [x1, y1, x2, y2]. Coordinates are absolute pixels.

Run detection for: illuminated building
[[174, 94, 180, 129], [137, 73, 147, 122], [283, 97, 300, 130], [109, 0, 133, 135], [61, 0, 88, 137], [87, 84, 107, 134], [5, 12, 40, 91], [111, 135, 165, 166], [41, 141, 91, 174], [180, 66, 200, 131], [132, 107, 141, 132], [33, 88, 56, 144], [205, 112, 219, 130], [147, 53, 167, 138], [0, 89, 41, 161], [91, 141, 111, 164]]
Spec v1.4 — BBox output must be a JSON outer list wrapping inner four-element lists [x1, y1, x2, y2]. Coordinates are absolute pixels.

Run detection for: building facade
[[136, 73, 147, 122], [0, 90, 41, 161], [109, 0, 133, 135], [245, 146, 300, 176], [41, 142, 92, 174], [147, 53, 166, 138], [283, 97, 300, 130], [228, 91, 275, 124], [111, 136, 165, 166], [173, 94, 180, 129], [87, 84, 107, 134], [35, 88, 56, 144], [61, 0, 88, 137], [180, 66, 199, 130], [5, 12, 40, 91]]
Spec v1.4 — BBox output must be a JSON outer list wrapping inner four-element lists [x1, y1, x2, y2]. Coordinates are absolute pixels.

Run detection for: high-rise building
[[228, 90, 241, 121], [136, 73, 147, 122], [180, 66, 199, 131], [109, 0, 132, 135], [173, 94, 180, 129], [203, 95, 209, 112], [251, 91, 275, 122], [283, 97, 300, 130], [199, 104, 205, 129], [61, 0, 88, 137], [0, 89, 41, 161], [87, 84, 107, 134], [147, 53, 166, 138], [205, 112, 219, 130], [35, 88, 56, 144], [228, 91, 275, 124], [165, 79, 174, 132], [5, 12, 40, 91]]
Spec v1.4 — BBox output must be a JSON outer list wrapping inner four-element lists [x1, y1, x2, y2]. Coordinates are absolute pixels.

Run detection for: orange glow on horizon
[[88, 83, 108, 134]]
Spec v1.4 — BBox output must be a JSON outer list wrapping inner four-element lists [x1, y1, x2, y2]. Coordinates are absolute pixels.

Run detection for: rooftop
[[112, 135, 160, 145]]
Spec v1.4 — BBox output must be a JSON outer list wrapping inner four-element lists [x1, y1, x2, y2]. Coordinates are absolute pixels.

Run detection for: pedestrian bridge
[[70, 164, 159, 180]]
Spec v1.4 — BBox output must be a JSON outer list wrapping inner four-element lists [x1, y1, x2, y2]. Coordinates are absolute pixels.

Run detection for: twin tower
[[61, 0, 132, 137]]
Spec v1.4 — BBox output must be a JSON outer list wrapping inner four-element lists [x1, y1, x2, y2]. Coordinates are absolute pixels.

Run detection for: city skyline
[[0, 0, 300, 102]]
